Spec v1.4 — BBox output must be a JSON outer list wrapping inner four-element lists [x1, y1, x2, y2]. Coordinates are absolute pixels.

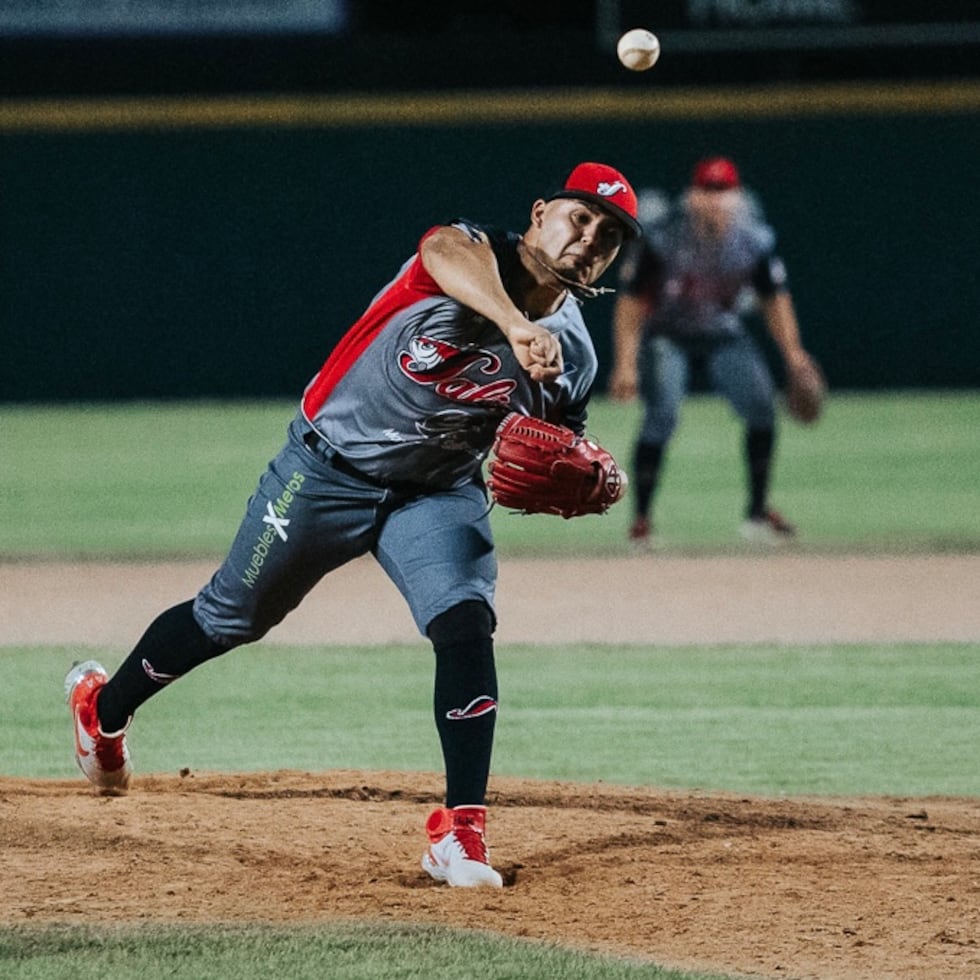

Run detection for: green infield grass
[[2, 391, 978, 558], [0, 922, 729, 980], [9, 642, 980, 796]]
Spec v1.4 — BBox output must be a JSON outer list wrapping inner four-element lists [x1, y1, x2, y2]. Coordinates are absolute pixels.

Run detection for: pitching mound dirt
[[2, 770, 978, 980], [2, 555, 979, 979]]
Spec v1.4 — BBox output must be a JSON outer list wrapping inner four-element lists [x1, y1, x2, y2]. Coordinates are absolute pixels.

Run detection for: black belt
[[301, 427, 425, 494]]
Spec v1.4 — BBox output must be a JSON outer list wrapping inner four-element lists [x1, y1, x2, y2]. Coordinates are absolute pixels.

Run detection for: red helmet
[[692, 157, 741, 191]]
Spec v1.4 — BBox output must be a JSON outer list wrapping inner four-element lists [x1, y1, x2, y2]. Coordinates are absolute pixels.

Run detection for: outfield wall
[[2, 81, 977, 401]]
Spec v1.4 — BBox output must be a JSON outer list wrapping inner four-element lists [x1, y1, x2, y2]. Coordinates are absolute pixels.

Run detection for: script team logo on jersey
[[399, 335, 516, 406]]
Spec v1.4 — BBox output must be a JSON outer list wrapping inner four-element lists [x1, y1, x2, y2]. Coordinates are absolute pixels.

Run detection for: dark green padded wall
[[2, 95, 976, 400]]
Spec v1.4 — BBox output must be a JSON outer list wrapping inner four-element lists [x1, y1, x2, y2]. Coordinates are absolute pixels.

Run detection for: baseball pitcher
[[66, 162, 639, 888]]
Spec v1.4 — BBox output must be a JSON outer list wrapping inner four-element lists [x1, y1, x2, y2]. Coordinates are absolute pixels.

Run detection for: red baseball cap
[[548, 162, 641, 238], [692, 157, 741, 191]]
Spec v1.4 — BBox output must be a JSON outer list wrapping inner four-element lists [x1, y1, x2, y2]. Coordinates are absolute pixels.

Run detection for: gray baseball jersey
[[301, 220, 598, 489]]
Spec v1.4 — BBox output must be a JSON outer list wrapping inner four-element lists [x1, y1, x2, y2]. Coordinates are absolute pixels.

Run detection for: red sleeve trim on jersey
[[302, 232, 445, 417]]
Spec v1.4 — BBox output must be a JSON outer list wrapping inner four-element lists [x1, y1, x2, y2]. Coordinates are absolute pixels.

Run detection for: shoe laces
[[452, 822, 491, 864]]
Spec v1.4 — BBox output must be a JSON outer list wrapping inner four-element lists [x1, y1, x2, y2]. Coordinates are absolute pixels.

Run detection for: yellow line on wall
[[0, 81, 977, 132]]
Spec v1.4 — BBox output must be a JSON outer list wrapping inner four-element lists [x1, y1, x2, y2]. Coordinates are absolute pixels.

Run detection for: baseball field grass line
[[2, 392, 979, 559], [0, 922, 729, 980], [8, 643, 980, 797]]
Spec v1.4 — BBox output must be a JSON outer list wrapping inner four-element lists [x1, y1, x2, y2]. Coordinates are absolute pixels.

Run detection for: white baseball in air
[[616, 28, 660, 72]]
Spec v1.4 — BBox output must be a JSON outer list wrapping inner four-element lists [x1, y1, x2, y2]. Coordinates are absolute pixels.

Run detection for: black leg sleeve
[[427, 600, 497, 809], [745, 426, 776, 519], [632, 440, 665, 518], [96, 599, 227, 732]]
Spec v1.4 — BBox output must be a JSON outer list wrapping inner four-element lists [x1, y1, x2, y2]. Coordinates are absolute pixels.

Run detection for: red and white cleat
[[65, 660, 132, 796], [421, 805, 503, 888]]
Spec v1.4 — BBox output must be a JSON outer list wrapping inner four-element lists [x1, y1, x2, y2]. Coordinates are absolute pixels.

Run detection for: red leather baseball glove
[[486, 413, 627, 519]]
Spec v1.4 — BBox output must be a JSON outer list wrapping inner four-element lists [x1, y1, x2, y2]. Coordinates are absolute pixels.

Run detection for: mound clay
[[2, 555, 979, 979]]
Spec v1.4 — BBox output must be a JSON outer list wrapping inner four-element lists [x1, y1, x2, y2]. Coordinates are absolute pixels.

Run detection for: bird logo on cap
[[597, 180, 628, 197]]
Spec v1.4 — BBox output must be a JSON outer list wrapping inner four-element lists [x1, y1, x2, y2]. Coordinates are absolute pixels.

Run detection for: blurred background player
[[609, 156, 815, 549]]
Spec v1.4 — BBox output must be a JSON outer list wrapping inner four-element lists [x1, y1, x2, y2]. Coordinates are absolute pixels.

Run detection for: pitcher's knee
[[427, 600, 495, 646], [193, 588, 278, 648]]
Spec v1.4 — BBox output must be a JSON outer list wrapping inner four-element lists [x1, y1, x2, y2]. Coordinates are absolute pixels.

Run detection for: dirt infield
[[4, 554, 980, 647], [2, 555, 979, 980]]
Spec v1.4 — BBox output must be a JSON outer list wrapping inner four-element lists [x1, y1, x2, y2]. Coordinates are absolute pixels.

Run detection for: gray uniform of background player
[[612, 183, 799, 541], [625, 190, 784, 439]]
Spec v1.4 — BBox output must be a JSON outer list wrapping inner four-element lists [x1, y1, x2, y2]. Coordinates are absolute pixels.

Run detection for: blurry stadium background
[[1, 0, 977, 401]]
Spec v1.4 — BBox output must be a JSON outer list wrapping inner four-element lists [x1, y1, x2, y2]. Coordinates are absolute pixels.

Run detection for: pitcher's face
[[526, 198, 626, 286]]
